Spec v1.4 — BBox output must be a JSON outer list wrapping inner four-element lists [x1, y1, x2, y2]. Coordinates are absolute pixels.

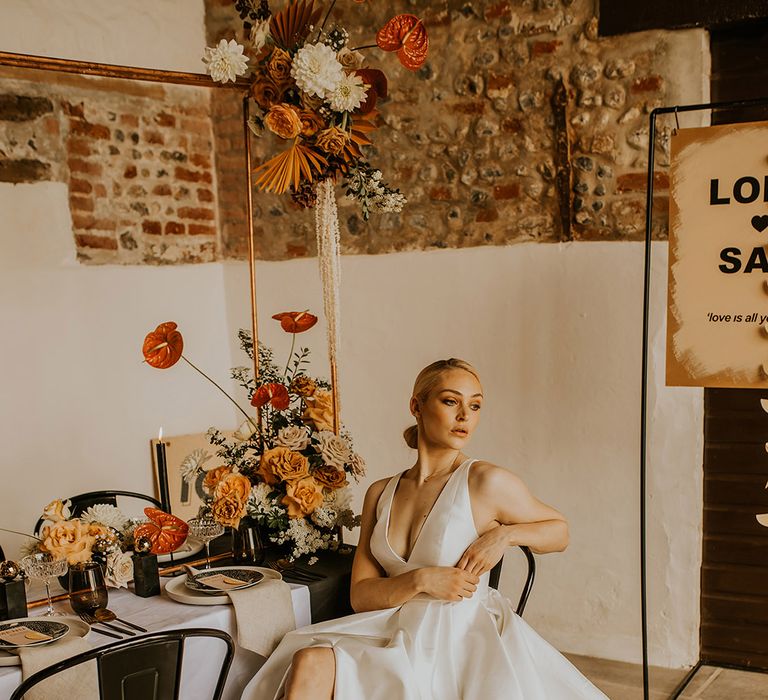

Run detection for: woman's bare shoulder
[[469, 460, 527, 493], [362, 475, 394, 508]]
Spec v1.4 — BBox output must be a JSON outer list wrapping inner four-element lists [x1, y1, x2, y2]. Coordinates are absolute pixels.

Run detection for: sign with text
[[667, 120, 768, 387]]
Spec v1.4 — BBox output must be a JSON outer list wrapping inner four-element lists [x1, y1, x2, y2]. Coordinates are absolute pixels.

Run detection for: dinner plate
[[0, 615, 90, 666], [157, 537, 204, 563], [0, 619, 69, 649], [165, 566, 280, 605], [184, 567, 264, 594]]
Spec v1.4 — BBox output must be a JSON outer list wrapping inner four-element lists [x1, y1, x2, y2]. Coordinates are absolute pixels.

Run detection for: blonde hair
[[403, 358, 481, 449]]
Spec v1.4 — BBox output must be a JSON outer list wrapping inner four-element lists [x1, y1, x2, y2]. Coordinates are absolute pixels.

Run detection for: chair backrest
[[34, 490, 162, 536], [488, 545, 536, 617], [10, 627, 234, 700]]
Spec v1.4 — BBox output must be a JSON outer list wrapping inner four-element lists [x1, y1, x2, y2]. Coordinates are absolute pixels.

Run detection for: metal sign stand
[[641, 96, 768, 700]]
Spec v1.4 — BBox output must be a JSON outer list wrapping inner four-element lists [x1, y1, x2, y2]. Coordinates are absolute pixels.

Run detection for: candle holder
[[0, 560, 27, 621]]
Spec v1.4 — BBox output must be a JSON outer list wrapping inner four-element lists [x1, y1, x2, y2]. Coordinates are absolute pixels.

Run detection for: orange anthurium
[[251, 383, 291, 410], [133, 507, 189, 554], [355, 68, 388, 115], [272, 310, 318, 333], [376, 15, 429, 71], [142, 322, 184, 369]]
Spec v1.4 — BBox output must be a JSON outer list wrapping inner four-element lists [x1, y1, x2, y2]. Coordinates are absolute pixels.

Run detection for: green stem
[[181, 356, 259, 432], [283, 333, 297, 378], [0, 527, 42, 542]]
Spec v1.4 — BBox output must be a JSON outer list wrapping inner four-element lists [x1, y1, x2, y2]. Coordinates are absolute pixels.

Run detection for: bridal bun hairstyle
[[403, 358, 481, 449]]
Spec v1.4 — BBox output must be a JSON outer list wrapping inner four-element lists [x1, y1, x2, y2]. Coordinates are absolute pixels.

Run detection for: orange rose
[[281, 477, 324, 518], [313, 464, 348, 490], [265, 104, 302, 139], [290, 375, 317, 397], [258, 447, 309, 485], [302, 389, 335, 432], [42, 499, 70, 523], [211, 495, 247, 528], [251, 78, 284, 109], [265, 48, 293, 86], [298, 111, 325, 138], [203, 466, 233, 495], [213, 473, 251, 503], [41, 520, 95, 565], [315, 126, 350, 155]]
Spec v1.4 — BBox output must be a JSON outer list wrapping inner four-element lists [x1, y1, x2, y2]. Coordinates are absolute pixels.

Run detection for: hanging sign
[[667, 120, 768, 387]]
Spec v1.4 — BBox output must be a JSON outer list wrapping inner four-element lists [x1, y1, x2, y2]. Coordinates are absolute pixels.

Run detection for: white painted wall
[[0, 0, 707, 671]]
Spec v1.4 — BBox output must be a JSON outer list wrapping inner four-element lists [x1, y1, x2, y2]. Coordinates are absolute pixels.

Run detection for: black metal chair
[[488, 545, 536, 617], [33, 490, 162, 536], [10, 627, 234, 700]]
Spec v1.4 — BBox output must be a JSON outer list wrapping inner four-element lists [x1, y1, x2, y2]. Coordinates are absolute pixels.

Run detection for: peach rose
[[211, 494, 247, 529], [213, 473, 251, 503], [41, 520, 95, 565], [265, 48, 293, 85], [281, 477, 324, 518], [42, 499, 70, 523], [203, 466, 233, 495], [302, 389, 335, 432], [265, 104, 302, 139], [337, 48, 365, 70], [313, 464, 348, 490], [258, 447, 309, 485], [315, 126, 350, 156]]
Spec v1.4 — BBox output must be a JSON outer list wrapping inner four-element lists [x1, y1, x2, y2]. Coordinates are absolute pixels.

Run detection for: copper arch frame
[[0, 49, 340, 434]]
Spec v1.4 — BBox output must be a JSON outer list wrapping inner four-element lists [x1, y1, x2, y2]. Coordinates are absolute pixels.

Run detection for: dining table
[[0, 543, 355, 700]]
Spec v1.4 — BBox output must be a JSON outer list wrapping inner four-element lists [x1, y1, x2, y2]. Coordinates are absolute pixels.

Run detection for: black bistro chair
[[33, 490, 162, 536], [488, 545, 536, 617], [10, 628, 234, 700]]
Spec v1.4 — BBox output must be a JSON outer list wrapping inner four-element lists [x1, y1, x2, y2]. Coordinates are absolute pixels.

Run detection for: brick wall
[[204, 0, 682, 261], [0, 66, 219, 264]]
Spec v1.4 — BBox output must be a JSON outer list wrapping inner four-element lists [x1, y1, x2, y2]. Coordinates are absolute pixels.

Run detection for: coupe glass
[[187, 517, 224, 569], [68, 562, 108, 616], [20, 553, 69, 616]]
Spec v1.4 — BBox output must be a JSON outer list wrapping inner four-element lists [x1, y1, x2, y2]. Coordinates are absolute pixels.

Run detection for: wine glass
[[67, 562, 108, 617], [187, 517, 224, 569], [20, 553, 69, 616]]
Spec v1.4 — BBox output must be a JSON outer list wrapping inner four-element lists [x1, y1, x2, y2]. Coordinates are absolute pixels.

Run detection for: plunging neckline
[[385, 459, 469, 563]]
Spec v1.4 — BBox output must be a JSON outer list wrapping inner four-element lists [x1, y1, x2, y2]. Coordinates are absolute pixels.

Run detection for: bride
[[243, 358, 608, 699]]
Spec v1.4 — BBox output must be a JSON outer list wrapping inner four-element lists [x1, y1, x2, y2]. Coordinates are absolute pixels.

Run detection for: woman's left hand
[[456, 525, 509, 577]]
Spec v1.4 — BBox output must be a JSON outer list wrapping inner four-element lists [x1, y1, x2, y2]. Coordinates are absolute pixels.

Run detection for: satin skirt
[[241, 589, 608, 700]]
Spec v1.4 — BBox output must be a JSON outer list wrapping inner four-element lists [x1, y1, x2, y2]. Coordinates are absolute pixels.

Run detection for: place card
[[195, 574, 247, 590], [0, 625, 51, 645]]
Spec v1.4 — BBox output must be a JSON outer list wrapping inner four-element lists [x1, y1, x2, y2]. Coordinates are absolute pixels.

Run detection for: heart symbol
[[752, 215, 768, 232]]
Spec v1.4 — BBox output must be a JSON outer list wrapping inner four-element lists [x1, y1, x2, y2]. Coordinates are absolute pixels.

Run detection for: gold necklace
[[422, 452, 462, 483]]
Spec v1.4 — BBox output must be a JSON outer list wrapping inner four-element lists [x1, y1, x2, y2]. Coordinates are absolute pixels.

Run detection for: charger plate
[[0, 616, 89, 666], [165, 566, 281, 606]]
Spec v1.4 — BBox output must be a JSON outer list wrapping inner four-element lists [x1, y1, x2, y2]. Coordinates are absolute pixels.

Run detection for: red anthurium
[[251, 383, 291, 410], [272, 310, 318, 333], [133, 507, 189, 554], [142, 321, 184, 369], [376, 15, 429, 71], [355, 68, 388, 115]]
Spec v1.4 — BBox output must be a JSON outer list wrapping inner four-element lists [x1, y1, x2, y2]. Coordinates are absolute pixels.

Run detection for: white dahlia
[[291, 42, 344, 98], [80, 504, 127, 531], [327, 72, 369, 112], [203, 39, 249, 83]]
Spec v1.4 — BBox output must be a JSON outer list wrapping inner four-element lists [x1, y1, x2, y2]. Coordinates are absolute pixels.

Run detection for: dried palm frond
[[254, 141, 327, 194], [270, 0, 323, 52], [341, 112, 379, 162]]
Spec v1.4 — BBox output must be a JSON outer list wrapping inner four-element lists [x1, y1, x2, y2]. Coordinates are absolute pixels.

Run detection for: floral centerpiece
[[203, 0, 428, 217], [20, 500, 137, 588], [143, 310, 364, 560]]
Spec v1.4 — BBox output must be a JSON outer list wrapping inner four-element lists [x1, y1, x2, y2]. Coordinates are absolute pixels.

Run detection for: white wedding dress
[[242, 459, 608, 699]]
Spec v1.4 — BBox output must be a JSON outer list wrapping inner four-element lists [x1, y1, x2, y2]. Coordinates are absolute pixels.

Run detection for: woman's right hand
[[416, 567, 479, 601]]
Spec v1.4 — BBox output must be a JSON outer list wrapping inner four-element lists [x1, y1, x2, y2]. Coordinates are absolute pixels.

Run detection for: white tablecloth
[[0, 579, 311, 700]]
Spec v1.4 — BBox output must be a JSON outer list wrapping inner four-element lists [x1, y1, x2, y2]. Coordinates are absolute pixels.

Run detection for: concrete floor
[[565, 654, 768, 700]]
